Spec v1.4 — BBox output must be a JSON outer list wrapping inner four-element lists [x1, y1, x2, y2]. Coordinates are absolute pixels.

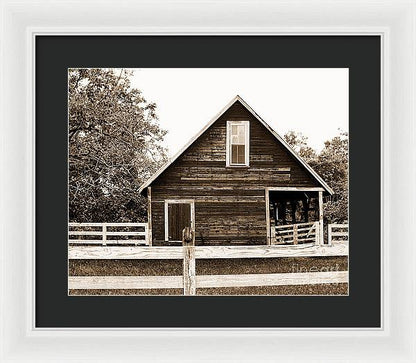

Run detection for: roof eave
[[139, 95, 335, 196], [138, 95, 242, 193], [236, 96, 335, 195]]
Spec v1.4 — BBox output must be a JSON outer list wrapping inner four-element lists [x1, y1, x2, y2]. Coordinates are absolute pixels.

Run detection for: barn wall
[[150, 101, 321, 246]]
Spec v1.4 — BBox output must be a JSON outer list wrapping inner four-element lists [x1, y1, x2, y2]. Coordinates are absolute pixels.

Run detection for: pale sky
[[130, 68, 348, 157]]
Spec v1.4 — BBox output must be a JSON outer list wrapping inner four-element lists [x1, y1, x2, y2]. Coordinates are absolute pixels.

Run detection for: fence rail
[[69, 271, 348, 290], [273, 221, 319, 245], [68, 222, 149, 246], [328, 224, 349, 245], [69, 242, 348, 260]]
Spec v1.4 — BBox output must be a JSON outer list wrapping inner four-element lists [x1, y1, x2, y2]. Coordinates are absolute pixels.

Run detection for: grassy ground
[[69, 256, 348, 296], [69, 284, 348, 296]]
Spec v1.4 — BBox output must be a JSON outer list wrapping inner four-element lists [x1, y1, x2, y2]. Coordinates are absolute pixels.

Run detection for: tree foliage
[[69, 68, 168, 222], [284, 130, 349, 223], [283, 131, 317, 161]]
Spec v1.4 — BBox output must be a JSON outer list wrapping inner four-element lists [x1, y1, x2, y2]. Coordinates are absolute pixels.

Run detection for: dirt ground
[[69, 256, 348, 296]]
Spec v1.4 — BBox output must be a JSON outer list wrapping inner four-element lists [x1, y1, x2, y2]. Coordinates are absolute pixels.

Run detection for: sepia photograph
[[4, 1, 410, 358], [68, 68, 349, 296]]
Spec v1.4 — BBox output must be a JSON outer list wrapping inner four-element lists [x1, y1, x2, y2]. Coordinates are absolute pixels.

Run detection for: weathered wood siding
[[150, 101, 321, 245]]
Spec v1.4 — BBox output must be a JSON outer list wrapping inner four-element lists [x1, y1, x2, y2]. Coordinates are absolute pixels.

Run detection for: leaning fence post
[[182, 227, 196, 296]]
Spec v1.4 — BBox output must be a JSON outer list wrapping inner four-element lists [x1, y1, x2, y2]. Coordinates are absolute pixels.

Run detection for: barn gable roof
[[139, 95, 334, 195]]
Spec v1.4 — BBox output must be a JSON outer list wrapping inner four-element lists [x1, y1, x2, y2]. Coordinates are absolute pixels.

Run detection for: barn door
[[165, 201, 194, 242]]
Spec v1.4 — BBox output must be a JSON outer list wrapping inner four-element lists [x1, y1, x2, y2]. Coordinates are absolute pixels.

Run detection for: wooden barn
[[139, 96, 334, 246]]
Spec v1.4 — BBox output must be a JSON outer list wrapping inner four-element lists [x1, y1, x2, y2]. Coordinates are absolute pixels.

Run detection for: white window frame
[[164, 199, 195, 242], [226, 120, 250, 167]]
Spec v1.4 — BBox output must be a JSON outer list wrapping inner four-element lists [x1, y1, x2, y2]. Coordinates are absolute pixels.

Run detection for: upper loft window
[[226, 121, 250, 166]]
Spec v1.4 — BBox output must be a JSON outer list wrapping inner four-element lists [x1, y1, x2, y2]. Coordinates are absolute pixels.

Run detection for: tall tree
[[284, 130, 349, 223], [69, 68, 168, 222], [314, 131, 349, 223]]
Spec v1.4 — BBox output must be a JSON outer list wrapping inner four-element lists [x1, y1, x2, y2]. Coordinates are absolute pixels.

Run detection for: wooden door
[[167, 203, 192, 241]]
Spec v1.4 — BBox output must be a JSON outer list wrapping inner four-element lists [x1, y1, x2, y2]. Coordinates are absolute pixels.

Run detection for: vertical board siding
[[151, 101, 322, 246], [167, 203, 191, 241]]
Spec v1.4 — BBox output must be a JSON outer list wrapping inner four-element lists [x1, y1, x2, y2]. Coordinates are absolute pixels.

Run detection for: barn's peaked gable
[[139, 95, 334, 194]]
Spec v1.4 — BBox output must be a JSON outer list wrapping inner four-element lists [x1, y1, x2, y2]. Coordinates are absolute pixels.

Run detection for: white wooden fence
[[68, 223, 149, 246], [68, 241, 348, 295], [68, 223, 349, 295], [273, 221, 319, 245], [328, 224, 349, 246]]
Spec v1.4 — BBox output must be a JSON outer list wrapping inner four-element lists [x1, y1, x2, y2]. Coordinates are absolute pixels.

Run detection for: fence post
[[293, 224, 298, 245], [102, 223, 107, 246], [314, 222, 319, 246], [328, 224, 333, 246], [183, 227, 196, 296], [318, 191, 324, 245], [139, 223, 146, 246]]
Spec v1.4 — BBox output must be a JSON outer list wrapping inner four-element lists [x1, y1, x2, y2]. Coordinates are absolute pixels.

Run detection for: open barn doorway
[[266, 188, 324, 245]]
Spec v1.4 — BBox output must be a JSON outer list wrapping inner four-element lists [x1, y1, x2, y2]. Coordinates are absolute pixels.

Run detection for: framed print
[[1, 0, 415, 362], [39, 36, 370, 327]]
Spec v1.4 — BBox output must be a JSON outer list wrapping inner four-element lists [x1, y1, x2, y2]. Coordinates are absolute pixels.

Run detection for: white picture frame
[[1, 0, 415, 361]]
